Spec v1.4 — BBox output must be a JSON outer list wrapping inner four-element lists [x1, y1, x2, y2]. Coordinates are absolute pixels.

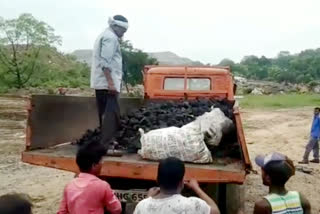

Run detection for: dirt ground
[[0, 96, 319, 214]]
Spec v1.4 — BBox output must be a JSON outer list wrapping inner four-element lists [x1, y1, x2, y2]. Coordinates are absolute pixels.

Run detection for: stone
[[298, 85, 309, 93], [251, 88, 264, 95], [312, 85, 320, 93]]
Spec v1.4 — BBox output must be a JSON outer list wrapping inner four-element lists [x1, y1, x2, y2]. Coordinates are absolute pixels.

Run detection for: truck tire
[[225, 184, 244, 214]]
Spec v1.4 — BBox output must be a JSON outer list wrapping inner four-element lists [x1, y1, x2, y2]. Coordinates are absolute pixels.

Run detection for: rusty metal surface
[[22, 148, 246, 183], [27, 95, 142, 150], [234, 108, 252, 170]]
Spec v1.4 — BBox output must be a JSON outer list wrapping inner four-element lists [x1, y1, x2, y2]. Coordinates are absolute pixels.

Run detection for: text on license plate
[[114, 190, 148, 203]]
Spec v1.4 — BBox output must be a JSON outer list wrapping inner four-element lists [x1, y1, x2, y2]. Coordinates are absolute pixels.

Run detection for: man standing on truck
[[90, 15, 129, 149], [299, 107, 320, 164], [133, 157, 220, 214]]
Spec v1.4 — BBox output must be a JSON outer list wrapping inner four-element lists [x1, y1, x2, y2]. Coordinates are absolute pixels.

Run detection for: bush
[[308, 80, 320, 88], [243, 87, 253, 94], [0, 85, 9, 94]]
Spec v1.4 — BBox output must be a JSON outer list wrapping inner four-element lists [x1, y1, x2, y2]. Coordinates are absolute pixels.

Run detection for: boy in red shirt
[[57, 142, 121, 214]]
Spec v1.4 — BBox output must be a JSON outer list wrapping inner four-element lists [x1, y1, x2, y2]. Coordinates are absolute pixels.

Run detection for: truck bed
[[22, 144, 246, 183], [22, 95, 250, 184]]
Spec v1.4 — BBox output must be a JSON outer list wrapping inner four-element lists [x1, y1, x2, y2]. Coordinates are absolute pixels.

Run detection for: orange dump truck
[[22, 66, 251, 214]]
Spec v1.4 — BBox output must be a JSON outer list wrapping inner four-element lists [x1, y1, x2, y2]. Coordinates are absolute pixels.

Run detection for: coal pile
[[76, 98, 236, 154]]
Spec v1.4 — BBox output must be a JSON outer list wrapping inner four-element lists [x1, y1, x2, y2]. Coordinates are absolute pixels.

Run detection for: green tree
[[0, 13, 61, 88], [218, 58, 235, 66], [121, 40, 158, 85]]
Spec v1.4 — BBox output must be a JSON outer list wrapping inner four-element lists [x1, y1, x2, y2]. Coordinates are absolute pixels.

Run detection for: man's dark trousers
[[95, 90, 120, 149]]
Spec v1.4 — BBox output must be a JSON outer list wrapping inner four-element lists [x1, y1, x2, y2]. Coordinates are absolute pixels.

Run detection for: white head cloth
[[108, 17, 129, 30]]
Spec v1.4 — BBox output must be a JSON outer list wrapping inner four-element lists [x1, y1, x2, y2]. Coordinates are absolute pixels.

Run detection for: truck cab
[[22, 66, 251, 214]]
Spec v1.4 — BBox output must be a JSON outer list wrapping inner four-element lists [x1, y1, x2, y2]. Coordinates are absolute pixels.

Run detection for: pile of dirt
[[76, 99, 239, 156]]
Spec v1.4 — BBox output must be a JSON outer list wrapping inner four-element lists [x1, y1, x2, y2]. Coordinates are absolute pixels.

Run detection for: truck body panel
[[22, 144, 245, 183], [26, 96, 143, 150], [22, 66, 251, 184], [144, 66, 234, 100]]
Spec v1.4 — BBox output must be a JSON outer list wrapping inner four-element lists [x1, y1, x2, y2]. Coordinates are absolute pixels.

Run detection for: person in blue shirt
[[299, 107, 320, 164]]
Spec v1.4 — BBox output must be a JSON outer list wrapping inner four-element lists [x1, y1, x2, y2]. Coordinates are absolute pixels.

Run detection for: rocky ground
[[235, 78, 320, 95], [0, 96, 319, 214]]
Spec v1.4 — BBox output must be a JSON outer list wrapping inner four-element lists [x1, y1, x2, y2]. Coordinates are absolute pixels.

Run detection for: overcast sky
[[2, 0, 320, 64]]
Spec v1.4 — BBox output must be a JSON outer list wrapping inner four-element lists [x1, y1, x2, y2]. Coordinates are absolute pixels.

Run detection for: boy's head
[[314, 107, 320, 115], [157, 157, 185, 192], [76, 141, 106, 175], [255, 152, 295, 186], [0, 193, 32, 214]]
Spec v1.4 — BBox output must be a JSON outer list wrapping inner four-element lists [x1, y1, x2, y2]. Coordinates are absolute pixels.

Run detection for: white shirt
[[90, 27, 122, 92], [134, 194, 211, 214]]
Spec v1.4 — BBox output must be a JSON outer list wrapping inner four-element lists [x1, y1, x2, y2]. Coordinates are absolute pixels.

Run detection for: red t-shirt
[[57, 173, 121, 214]]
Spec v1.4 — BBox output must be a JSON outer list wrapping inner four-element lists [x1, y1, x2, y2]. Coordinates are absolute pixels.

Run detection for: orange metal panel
[[234, 108, 252, 170], [144, 66, 233, 100], [144, 66, 230, 75], [21, 152, 246, 184]]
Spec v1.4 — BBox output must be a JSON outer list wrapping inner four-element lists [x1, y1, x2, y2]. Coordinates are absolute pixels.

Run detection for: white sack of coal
[[195, 108, 234, 146], [138, 122, 213, 163]]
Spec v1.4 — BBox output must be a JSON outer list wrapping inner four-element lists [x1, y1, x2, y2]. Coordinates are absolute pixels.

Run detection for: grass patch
[[240, 94, 320, 109]]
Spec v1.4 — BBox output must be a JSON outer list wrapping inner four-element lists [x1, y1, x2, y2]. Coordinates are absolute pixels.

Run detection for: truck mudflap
[[26, 95, 142, 150]]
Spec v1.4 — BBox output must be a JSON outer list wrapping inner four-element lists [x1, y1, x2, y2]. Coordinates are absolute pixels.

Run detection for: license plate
[[114, 190, 148, 203]]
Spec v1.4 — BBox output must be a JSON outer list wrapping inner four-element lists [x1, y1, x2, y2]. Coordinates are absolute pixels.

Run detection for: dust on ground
[[0, 96, 73, 213], [0, 96, 319, 214], [242, 107, 320, 214]]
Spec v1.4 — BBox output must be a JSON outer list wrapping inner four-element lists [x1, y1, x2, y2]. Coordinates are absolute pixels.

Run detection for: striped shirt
[[264, 191, 303, 214]]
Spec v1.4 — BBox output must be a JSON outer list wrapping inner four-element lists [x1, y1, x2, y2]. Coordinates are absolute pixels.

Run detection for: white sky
[[2, 0, 320, 64]]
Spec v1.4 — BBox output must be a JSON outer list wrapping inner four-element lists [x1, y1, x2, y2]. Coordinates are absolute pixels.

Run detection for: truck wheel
[[124, 202, 137, 214], [205, 184, 244, 214], [219, 184, 244, 214]]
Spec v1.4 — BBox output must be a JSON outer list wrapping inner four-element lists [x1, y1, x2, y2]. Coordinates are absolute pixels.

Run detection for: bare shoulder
[[299, 193, 311, 214], [254, 198, 271, 214]]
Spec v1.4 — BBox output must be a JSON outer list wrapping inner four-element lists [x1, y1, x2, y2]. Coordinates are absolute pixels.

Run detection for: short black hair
[[0, 194, 32, 214], [264, 160, 295, 186], [113, 15, 128, 23], [315, 107, 320, 111], [157, 157, 185, 190], [76, 141, 106, 172]]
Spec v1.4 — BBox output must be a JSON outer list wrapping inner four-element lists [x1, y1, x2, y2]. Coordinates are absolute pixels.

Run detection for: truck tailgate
[[22, 144, 246, 183]]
